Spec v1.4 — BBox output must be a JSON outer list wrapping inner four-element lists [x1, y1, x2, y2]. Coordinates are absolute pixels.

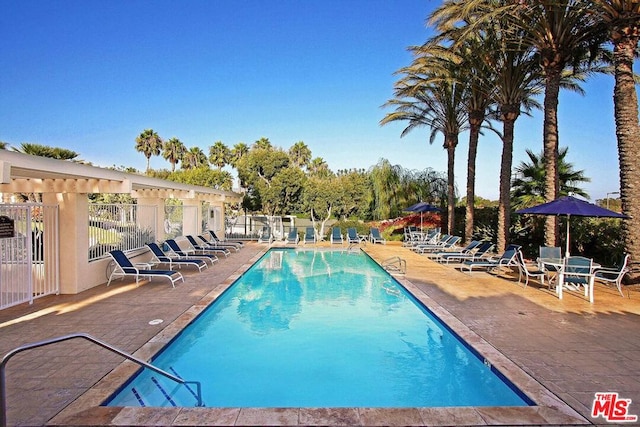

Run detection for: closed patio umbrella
[[515, 195, 628, 257]]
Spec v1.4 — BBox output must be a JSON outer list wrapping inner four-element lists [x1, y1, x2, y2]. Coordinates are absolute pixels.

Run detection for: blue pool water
[[106, 249, 531, 408]]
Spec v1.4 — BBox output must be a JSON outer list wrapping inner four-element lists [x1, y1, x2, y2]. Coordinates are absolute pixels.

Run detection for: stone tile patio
[[1, 241, 639, 426]]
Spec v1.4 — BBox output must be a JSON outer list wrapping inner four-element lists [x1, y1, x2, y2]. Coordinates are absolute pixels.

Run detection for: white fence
[[88, 204, 157, 261], [0, 204, 59, 310], [88, 203, 198, 260]]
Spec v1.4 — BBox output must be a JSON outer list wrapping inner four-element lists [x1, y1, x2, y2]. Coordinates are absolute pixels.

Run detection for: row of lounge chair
[[260, 226, 387, 245], [107, 230, 244, 288]]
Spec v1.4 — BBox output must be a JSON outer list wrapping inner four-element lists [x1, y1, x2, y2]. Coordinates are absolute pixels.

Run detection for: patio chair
[[431, 240, 480, 262], [186, 235, 231, 257], [562, 256, 595, 303], [459, 246, 520, 273], [107, 250, 184, 287], [164, 239, 218, 265], [538, 246, 562, 283], [415, 236, 461, 254], [516, 250, 546, 288], [303, 227, 316, 244], [200, 233, 241, 251], [439, 241, 494, 264], [330, 227, 343, 245], [146, 243, 208, 272], [207, 229, 244, 248], [346, 227, 360, 245], [285, 227, 299, 245], [369, 227, 386, 244], [197, 235, 239, 252], [594, 254, 630, 297], [411, 234, 451, 252], [257, 226, 273, 244]]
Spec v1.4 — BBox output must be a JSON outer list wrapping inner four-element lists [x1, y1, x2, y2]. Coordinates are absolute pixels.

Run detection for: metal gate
[[0, 204, 59, 310]]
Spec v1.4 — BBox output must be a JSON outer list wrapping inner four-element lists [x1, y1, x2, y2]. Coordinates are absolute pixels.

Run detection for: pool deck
[[2, 241, 640, 426]]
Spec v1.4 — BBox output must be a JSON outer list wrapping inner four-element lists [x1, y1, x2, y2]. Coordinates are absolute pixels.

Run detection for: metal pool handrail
[[0, 332, 203, 427]]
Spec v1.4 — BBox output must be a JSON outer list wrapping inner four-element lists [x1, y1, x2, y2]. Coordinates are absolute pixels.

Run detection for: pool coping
[[50, 247, 589, 426]]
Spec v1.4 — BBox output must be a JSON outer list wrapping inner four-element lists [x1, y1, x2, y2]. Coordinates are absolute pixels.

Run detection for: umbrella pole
[[565, 215, 570, 258]]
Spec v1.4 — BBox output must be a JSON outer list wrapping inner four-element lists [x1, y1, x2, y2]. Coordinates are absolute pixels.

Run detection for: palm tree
[[501, 1, 607, 248], [163, 137, 186, 172], [135, 129, 163, 173], [482, 21, 542, 252], [254, 137, 272, 150], [230, 142, 249, 169], [381, 48, 469, 233], [209, 141, 230, 170], [511, 147, 590, 210], [182, 147, 208, 169], [12, 143, 80, 160], [308, 157, 331, 178], [289, 141, 312, 169], [591, 0, 640, 275]]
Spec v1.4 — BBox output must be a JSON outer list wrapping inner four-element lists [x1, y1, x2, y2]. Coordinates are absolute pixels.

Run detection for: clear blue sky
[[0, 0, 624, 201]]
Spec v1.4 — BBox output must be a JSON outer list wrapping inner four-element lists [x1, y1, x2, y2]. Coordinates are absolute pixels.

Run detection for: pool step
[[127, 367, 203, 407]]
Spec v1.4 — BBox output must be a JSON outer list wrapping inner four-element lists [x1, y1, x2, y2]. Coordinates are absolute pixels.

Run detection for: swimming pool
[[105, 249, 531, 408]]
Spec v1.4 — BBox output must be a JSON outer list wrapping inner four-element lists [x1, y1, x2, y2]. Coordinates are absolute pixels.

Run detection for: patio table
[[540, 259, 600, 303]]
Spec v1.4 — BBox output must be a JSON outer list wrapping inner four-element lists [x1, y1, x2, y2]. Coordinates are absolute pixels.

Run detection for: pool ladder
[[382, 256, 406, 275], [0, 332, 203, 427]]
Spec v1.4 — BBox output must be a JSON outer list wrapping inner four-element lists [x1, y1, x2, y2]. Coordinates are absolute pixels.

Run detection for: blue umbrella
[[404, 202, 440, 229], [515, 195, 628, 256]]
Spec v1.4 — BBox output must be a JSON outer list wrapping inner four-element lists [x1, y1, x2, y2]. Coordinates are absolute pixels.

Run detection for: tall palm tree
[[503, 1, 607, 247], [289, 141, 312, 169], [591, 0, 640, 274], [381, 48, 469, 233], [511, 147, 590, 210], [182, 147, 208, 169], [135, 129, 163, 173], [209, 141, 230, 170], [484, 22, 543, 252], [163, 137, 186, 172]]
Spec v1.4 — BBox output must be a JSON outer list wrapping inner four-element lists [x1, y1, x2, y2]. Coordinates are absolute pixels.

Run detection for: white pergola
[[0, 150, 242, 294]]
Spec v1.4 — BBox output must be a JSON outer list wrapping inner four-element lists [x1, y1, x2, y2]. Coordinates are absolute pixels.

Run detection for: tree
[[592, 0, 640, 276], [303, 175, 340, 239], [163, 137, 186, 172], [12, 143, 81, 160], [479, 20, 542, 252], [511, 147, 590, 210], [253, 137, 272, 150], [209, 141, 230, 170], [135, 129, 163, 173], [182, 147, 208, 169], [505, 0, 607, 248], [235, 146, 291, 215], [169, 167, 233, 190], [230, 142, 249, 169], [381, 47, 469, 233], [288, 141, 312, 169], [308, 157, 331, 178], [368, 159, 403, 220]]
